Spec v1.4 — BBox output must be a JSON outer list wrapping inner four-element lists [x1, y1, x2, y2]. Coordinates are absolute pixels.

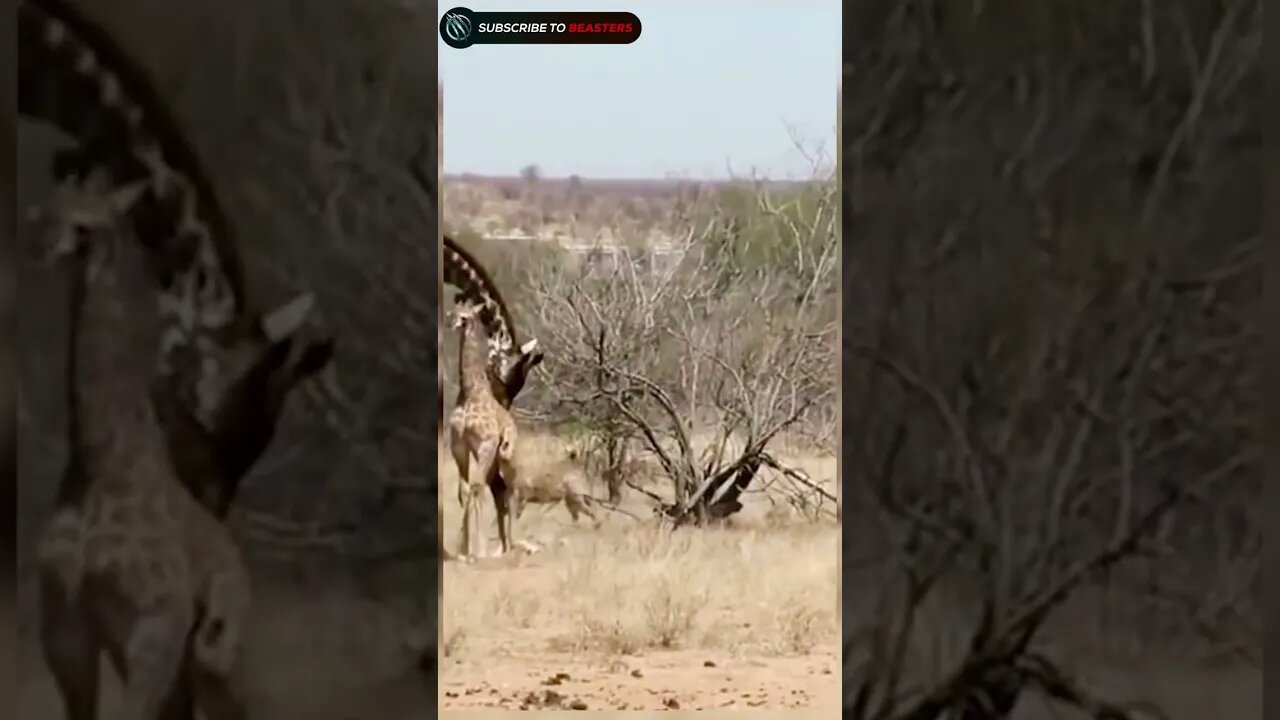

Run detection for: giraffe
[[409, 89, 544, 530], [33, 170, 249, 720], [18, 0, 335, 464], [447, 302, 522, 560], [438, 237, 540, 554], [20, 2, 334, 716]]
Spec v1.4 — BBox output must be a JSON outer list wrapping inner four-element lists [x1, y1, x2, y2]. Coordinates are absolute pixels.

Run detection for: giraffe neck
[[68, 239, 168, 490], [20, 0, 245, 427], [443, 237, 516, 354], [458, 321, 496, 403]]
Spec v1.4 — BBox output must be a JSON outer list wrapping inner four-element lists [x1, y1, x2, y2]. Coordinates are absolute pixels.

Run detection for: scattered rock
[[703, 660, 716, 667], [630, 669, 643, 678], [519, 688, 569, 710], [664, 697, 681, 709], [569, 699, 588, 710]]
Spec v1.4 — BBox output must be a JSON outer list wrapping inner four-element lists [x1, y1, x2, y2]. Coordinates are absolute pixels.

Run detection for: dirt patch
[[440, 647, 838, 711]]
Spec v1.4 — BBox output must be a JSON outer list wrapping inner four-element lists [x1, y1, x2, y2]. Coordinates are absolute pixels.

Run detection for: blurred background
[[840, 2, 1259, 718], [17, 2, 445, 717]]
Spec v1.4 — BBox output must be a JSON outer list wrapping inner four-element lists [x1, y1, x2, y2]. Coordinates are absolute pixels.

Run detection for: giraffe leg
[[458, 488, 471, 560], [449, 418, 477, 560], [488, 470, 511, 556], [116, 605, 193, 720], [459, 480, 485, 561], [448, 421, 470, 510], [39, 574, 100, 720], [473, 438, 501, 557]]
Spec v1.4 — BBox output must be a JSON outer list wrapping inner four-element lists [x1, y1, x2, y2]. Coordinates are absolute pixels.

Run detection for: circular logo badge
[[440, 7, 475, 49]]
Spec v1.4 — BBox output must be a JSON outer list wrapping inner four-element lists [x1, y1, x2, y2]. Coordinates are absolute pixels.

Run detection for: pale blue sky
[[439, 1, 840, 179]]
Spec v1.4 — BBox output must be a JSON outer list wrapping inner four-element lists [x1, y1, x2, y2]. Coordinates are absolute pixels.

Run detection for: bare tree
[[522, 175, 839, 524]]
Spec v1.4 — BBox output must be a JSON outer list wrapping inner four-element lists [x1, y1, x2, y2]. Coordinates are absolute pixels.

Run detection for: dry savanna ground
[[438, 432, 841, 712]]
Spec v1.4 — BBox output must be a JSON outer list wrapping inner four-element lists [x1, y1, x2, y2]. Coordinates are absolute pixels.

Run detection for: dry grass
[[439, 432, 839, 661]]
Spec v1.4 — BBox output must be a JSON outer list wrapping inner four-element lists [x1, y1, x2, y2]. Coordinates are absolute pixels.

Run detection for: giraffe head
[[27, 167, 147, 268], [188, 292, 331, 414], [450, 301, 482, 332], [156, 293, 335, 512], [449, 299, 540, 404]]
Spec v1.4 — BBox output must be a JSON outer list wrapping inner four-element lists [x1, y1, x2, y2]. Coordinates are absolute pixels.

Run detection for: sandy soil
[[440, 646, 838, 711]]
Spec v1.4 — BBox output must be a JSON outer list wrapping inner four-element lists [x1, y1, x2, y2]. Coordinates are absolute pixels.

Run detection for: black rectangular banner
[[440, 8, 642, 48]]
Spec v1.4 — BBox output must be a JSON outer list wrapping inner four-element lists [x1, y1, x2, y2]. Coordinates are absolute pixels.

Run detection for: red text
[[567, 22, 633, 33]]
